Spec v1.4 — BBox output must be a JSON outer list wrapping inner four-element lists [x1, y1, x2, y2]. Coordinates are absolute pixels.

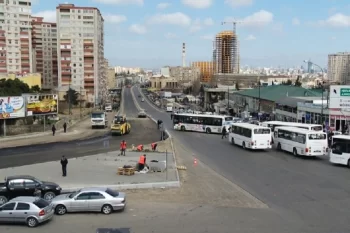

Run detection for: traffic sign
[[329, 85, 350, 109]]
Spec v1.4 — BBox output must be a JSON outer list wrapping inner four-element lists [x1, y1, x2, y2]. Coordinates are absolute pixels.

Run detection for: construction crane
[[221, 20, 243, 34]]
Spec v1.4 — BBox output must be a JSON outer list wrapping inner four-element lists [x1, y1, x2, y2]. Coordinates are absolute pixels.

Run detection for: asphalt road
[[134, 86, 350, 232], [0, 89, 159, 168]]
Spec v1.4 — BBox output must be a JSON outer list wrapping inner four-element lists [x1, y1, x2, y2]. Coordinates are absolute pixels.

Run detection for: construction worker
[[151, 142, 157, 151], [120, 140, 127, 156], [138, 154, 146, 171], [137, 144, 143, 151]]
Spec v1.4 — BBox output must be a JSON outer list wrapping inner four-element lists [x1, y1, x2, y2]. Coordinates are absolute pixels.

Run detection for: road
[[134, 86, 350, 232], [0, 88, 159, 168]]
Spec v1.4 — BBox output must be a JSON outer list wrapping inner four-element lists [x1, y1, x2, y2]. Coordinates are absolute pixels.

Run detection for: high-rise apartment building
[[328, 52, 350, 84], [32, 16, 58, 90], [192, 61, 214, 83], [56, 3, 106, 104], [213, 31, 239, 74], [0, 0, 32, 74]]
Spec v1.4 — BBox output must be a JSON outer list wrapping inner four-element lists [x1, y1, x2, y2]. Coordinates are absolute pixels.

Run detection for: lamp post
[[258, 76, 261, 119], [303, 60, 325, 125]]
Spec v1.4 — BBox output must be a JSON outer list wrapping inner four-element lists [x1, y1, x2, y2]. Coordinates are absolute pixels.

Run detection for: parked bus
[[329, 135, 350, 167], [173, 113, 233, 134], [166, 103, 173, 112], [274, 127, 328, 157], [261, 121, 323, 143], [229, 123, 272, 150]]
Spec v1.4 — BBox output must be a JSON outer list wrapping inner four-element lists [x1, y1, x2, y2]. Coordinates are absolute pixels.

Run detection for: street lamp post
[[258, 76, 261, 120], [303, 60, 325, 125]]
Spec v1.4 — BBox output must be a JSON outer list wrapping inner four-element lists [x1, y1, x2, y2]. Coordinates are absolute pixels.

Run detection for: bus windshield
[[308, 133, 326, 140], [311, 126, 323, 131], [254, 129, 270, 134], [91, 113, 103, 118], [225, 117, 233, 121]]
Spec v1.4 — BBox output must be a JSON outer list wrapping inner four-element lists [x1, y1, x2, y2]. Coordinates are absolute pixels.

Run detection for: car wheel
[[101, 204, 113, 215], [55, 205, 67, 215], [0, 196, 8, 205], [43, 191, 56, 201], [27, 217, 38, 227]]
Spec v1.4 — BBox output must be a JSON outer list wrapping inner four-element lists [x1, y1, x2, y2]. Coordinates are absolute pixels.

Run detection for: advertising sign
[[0, 96, 25, 119], [329, 85, 350, 108], [24, 94, 58, 115]]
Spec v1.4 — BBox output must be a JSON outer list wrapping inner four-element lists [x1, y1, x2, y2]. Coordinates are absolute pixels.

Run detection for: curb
[[131, 86, 181, 188], [61, 181, 180, 193]]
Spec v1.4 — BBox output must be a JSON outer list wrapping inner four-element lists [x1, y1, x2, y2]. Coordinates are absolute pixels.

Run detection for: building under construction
[[213, 31, 239, 74]]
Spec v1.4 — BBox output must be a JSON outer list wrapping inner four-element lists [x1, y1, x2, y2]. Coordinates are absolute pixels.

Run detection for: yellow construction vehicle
[[111, 115, 131, 136]]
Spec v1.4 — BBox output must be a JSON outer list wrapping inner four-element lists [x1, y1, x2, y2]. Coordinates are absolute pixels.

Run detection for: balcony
[[84, 59, 94, 63], [61, 70, 71, 75], [84, 42, 93, 46], [61, 77, 71, 82], [84, 53, 93, 58], [0, 63, 6, 67], [84, 66, 94, 71], [21, 63, 30, 67], [0, 69, 7, 73], [84, 77, 94, 81], [84, 82, 94, 87]]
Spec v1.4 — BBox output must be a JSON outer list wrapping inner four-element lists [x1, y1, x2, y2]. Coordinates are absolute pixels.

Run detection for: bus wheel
[[242, 142, 246, 149], [293, 148, 298, 156], [277, 143, 281, 150], [347, 159, 350, 168], [231, 138, 234, 145], [181, 126, 186, 131], [206, 128, 211, 134]]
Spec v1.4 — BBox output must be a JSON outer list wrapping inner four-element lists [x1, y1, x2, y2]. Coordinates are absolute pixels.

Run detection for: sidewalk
[[0, 113, 114, 149], [0, 151, 179, 191]]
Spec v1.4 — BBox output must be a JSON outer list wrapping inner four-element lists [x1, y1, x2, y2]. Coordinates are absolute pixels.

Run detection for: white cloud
[[147, 12, 191, 26], [226, 10, 273, 27], [203, 17, 214, 26], [129, 24, 147, 34], [181, 0, 212, 9], [317, 13, 350, 27], [165, 32, 177, 39], [292, 17, 300, 25], [104, 14, 127, 24], [246, 35, 256, 40], [33, 10, 56, 23], [225, 0, 253, 8], [190, 18, 202, 32], [157, 3, 170, 9], [92, 0, 143, 5], [200, 35, 213, 40]]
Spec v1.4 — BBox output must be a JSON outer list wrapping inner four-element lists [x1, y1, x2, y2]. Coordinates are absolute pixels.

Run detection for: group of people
[[52, 122, 68, 136]]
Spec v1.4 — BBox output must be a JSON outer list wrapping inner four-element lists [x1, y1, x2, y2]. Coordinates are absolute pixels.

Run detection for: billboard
[[329, 85, 350, 109], [24, 94, 58, 115], [0, 96, 25, 119]]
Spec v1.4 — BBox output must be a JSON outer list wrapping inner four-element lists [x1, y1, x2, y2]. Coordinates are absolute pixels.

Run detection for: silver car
[[51, 187, 126, 215], [0, 196, 54, 227]]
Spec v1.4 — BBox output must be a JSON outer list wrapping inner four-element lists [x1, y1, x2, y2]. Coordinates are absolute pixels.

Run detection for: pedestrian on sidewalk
[[60, 156, 68, 177], [120, 140, 127, 156], [52, 124, 56, 136], [63, 122, 67, 133]]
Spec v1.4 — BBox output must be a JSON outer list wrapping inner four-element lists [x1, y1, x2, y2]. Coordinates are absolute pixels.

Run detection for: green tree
[[235, 82, 240, 90], [0, 78, 31, 96], [30, 85, 41, 93], [294, 76, 302, 87], [281, 79, 292, 85], [64, 88, 79, 105]]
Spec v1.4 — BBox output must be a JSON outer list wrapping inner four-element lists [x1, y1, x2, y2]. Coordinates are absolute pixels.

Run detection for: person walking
[[60, 156, 68, 177], [120, 140, 127, 156], [151, 142, 157, 151], [137, 154, 146, 171], [63, 122, 67, 133], [221, 127, 227, 139], [52, 124, 56, 136]]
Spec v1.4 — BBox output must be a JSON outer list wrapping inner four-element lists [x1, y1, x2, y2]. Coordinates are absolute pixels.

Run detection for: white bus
[[229, 123, 272, 150], [173, 113, 233, 134], [274, 127, 328, 157], [166, 103, 173, 112], [261, 121, 323, 143], [329, 135, 350, 167]]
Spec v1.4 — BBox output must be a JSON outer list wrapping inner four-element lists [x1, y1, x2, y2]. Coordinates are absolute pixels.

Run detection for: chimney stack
[[182, 42, 186, 67]]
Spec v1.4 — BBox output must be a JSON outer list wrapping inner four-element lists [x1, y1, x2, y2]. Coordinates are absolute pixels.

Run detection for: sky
[[32, 0, 350, 69]]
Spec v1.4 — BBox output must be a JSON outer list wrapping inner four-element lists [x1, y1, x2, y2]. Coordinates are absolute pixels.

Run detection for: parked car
[[0, 196, 54, 227], [0, 175, 62, 205], [138, 111, 147, 118], [51, 187, 126, 215]]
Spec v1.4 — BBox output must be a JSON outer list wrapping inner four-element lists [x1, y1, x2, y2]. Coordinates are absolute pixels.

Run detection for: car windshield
[[105, 188, 119, 197], [33, 178, 43, 185], [68, 191, 80, 198], [114, 116, 124, 123], [33, 199, 50, 208]]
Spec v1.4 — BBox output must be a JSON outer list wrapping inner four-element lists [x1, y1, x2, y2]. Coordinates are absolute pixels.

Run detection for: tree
[[295, 76, 302, 87], [64, 88, 79, 105], [282, 79, 292, 85], [127, 70, 130, 75], [235, 82, 240, 90], [30, 85, 41, 93], [0, 78, 32, 96]]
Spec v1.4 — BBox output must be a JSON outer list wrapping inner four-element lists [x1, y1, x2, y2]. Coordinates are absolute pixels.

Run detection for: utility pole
[[68, 81, 72, 115]]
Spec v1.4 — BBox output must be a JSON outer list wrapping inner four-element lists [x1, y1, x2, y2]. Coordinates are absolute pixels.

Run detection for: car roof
[[79, 187, 108, 192], [6, 175, 36, 180], [10, 196, 39, 202]]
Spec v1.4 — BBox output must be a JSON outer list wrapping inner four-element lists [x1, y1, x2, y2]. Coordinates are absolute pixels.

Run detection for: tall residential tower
[[213, 31, 239, 74], [56, 3, 106, 104], [328, 52, 350, 84]]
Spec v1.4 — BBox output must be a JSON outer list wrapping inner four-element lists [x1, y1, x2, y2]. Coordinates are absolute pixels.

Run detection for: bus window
[[311, 126, 323, 131], [308, 133, 326, 140], [254, 129, 270, 134]]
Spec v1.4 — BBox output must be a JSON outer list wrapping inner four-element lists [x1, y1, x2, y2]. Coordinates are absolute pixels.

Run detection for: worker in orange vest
[[136, 144, 143, 151], [138, 154, 146, 171], [120, 140, 127, 156], [151, 142, 157, 151]]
